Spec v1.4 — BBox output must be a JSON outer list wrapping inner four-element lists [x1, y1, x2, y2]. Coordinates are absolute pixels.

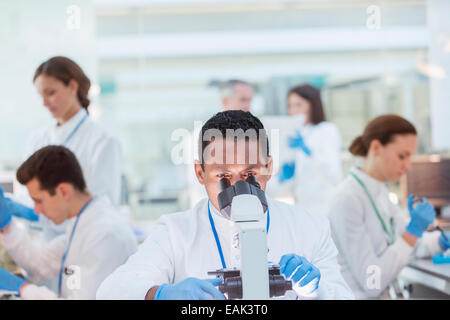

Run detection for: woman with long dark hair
[[328, 114, 449, 299], [279, 84, 342, 216]]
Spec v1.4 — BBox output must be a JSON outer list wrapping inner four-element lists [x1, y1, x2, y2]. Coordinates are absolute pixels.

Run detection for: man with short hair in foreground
[[0, 146, 137, 299], [97, 110, 353, 300]]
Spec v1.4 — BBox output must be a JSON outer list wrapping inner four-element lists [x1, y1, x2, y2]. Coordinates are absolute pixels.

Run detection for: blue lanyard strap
[[58, 197, 94, 295], [207, 200, 270, 269], [63, 112, 88, 146]]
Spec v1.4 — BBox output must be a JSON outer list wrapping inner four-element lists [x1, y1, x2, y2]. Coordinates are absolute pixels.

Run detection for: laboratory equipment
[[208, 265, 291, 299], [208, 176, 291, 299], [401, 156, 450, 210]]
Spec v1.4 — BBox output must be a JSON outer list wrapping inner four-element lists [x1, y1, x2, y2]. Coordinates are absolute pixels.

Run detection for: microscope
[[208, 176, 292, 299]]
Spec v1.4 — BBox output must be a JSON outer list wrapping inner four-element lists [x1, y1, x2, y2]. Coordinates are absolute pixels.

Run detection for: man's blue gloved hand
[[279, 254, 320, 292], [406, 195, 436, 238], [279, 162, 295, 183], [439, 232, 450, 250], [154, 278, 225, 300], [0, 188, 13, 230], [288, 131, 311, 156], [0, 267, 27, 295], [0, 187, 38, 223]]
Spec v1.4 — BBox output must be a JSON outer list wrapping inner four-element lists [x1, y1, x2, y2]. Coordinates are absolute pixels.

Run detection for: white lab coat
[[0, 196, 137, 299], [17, 108, 123, 208], [292, 122, 342, 216], [328, 167, 442, 299], [96, 197, 354, 300]]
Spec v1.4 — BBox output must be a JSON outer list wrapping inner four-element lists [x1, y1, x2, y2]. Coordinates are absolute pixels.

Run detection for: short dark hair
[[17, 146, 87, 195], [288, 84, 326, 125], [198, 110, 270, 170]]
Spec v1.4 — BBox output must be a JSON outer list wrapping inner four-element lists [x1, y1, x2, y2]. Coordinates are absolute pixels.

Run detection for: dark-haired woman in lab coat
[[328, 114, 449, 299], [278, 84, 342, 216]]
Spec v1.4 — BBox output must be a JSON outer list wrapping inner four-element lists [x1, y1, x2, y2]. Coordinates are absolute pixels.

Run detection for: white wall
[[427, 0, 450, 151]]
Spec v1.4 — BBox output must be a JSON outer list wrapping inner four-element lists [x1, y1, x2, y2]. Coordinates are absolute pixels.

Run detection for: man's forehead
[[26, 178, 45, 194], [203, 137, 267, 165], [26, 178, 40, 189], [208, 163, 259, 171], [234, 83, 253, 92]]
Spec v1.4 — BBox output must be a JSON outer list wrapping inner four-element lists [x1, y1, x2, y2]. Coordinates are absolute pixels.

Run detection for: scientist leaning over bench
[[0, 146, 137, 299], [96, 110, 354, 300]]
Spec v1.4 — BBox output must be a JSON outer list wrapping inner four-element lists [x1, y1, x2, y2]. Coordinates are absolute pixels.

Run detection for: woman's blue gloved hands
[[154, 277, 225, 300], [279, 162, 296, 183], [288, 131, 312, 156], [406, 195, 436, 238], [439, 232, 450, 250]]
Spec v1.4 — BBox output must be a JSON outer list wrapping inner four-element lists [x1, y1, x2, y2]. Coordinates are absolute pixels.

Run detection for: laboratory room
[[0, 0, 449, 310]]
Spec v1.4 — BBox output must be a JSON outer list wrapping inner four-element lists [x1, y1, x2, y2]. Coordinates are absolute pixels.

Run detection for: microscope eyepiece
[[246, 175, 261, 189], [219, 177, 231, 191]]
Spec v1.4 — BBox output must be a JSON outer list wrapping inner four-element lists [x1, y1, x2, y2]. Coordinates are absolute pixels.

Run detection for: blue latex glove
[[154, 278, 225, 300], [0, 187, 38, 223], [279, 162, 295, 183], [279, 254, 320, 291], [0, 189, 13, 230], [0, 267, 27, 294], [288, 131, 312, 156], [439, 232, 450, 250], [406, 195, 436, 238]]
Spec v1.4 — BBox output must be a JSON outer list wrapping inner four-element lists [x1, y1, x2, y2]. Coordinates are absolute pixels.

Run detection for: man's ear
[[221, 98, 229, 110], [194, 160, 205, 185], [56, 182, 74, 200]]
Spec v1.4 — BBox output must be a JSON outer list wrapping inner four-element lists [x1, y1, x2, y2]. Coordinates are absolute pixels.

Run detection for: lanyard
[[208, 200, 270, 269], [49, 110, 88, 146], [349, 172, 395, 245], [58, 197, 94, 296]]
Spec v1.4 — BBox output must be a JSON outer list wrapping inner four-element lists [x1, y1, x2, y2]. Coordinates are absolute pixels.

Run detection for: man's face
[[26, 178, 69, 225], [195, 137, 272, 212], [223, 84, 254, 112]]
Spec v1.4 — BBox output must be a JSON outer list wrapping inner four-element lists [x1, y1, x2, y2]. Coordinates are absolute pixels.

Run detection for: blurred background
[[1, 0, 449, 225]]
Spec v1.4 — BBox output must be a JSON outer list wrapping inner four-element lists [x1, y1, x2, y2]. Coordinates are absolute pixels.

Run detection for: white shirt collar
[[65, 196, 99, 231], [208, 200, 235, 229], [50, 108, 87, 144]]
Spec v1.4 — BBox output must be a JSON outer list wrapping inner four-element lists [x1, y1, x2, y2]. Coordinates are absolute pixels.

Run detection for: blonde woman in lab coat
[[4, 56, 123, 240], [279, 84, 342, 216], [328, 114, 450, 299]]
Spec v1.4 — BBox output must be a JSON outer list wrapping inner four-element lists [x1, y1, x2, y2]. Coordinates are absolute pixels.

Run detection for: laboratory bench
[[399, 258, 450, 298]]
